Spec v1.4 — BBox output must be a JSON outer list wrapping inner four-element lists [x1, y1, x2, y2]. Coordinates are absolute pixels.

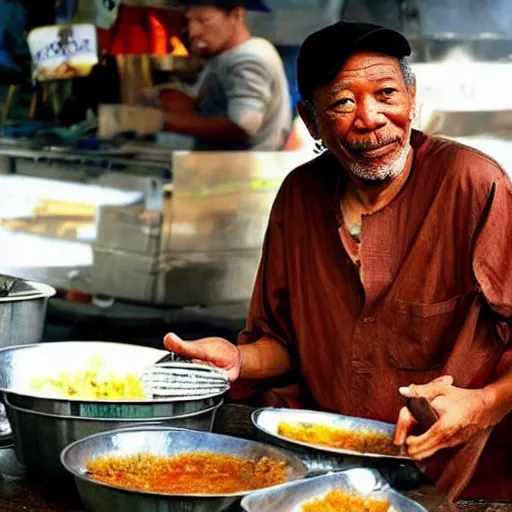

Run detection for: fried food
[[30, 356, 146, 400], [86, 452, 288, 494], [302, 489, 391, 512], [278, 422, 400, 456]]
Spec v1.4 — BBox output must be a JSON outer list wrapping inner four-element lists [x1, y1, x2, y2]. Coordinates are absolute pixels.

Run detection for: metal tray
[[252, 408, 411, 461], [241, 468, 428, 512]]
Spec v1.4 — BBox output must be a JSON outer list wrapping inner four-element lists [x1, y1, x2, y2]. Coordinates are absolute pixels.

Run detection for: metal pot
[[0, 278, 55, 442], [0, 280, 56, 348], [4, 394, 222, 479], [60, 426, 308, 512]]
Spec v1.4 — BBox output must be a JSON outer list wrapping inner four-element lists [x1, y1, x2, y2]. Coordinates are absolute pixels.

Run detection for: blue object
[[0, 49, 18, 71], [275, 45, 301, 115], [0, 0, 29, 70], [245, 0, 270, 12], [3, 121, 55, 138]]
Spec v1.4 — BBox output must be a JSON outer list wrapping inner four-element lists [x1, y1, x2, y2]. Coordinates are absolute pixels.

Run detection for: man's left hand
[[393, 375, 493, 460]]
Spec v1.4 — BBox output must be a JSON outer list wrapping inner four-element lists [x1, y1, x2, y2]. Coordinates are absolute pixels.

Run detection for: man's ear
[[232, 6, 246, 22], [297, 100, 319, 140], [409, 82, 417, 120]]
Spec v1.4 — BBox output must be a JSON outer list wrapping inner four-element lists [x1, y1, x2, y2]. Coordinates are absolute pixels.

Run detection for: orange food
[[278, 422, 400, 456], [86, 452, 288, 494], [302, 489, 390, 512]]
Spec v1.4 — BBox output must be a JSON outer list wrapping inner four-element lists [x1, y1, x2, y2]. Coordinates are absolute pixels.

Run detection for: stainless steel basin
[[61, 426, 308, 512]]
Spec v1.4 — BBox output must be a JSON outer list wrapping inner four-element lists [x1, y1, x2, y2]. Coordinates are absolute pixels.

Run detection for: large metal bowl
[[0, 341, 226, 417], [0, 341, 229, 478], [241, 468, 428, 512], [61, 426, 308, 512], [4, 394, 222, 478]]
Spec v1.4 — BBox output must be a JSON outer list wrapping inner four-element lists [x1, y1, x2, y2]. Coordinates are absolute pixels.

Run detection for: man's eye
[[381, 88, 397, 95], [331, 98, 354, 109]]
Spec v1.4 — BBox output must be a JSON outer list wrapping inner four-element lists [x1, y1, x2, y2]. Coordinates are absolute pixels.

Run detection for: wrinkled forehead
[[337, 51, 403, 84]]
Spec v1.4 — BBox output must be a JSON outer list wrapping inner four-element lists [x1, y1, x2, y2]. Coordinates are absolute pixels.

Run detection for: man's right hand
[[163, 333, 243, 382]]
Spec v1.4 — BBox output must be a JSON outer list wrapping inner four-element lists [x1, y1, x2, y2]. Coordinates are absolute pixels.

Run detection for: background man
[[156, 0, 291, 150]]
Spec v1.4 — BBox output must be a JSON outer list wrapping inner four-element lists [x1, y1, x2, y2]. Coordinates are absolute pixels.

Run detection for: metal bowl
[[61, 426, 308, 512], [4, 395, 222, 478], [0, 341, 226, 418], [252, 408, 424, 490], [0, 341, 230, 479], [241, 468, 427, 512]]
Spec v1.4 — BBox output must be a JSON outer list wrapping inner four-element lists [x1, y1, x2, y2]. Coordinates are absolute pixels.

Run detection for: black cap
[[180, 0, 270, 11], [297, 21, 411, 101]]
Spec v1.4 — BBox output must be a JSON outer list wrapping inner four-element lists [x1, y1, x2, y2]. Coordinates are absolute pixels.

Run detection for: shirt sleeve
[[472, 174, 512, 321], [224, 60, 272, 136], [238, 177, 295, 352]]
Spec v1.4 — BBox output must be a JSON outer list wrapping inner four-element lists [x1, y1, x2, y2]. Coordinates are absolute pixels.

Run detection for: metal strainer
[[138, 360, 229, 398]]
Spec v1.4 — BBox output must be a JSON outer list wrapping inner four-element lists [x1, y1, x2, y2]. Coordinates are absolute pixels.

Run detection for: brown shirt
[[238, 131, 512, 500]]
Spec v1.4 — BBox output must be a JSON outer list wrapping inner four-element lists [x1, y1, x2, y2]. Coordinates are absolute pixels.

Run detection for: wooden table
[[0, 404, 510, 512]]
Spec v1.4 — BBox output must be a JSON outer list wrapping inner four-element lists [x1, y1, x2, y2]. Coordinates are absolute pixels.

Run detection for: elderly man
[[155, 0, 291, 150], [163, 21, 512, 500]]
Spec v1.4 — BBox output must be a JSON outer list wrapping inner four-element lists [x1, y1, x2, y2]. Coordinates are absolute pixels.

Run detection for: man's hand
[[135, 88, 159, 107], [393, 375, 493, 460], [163, 333, 242, 382], [159, 88, 196, 113]]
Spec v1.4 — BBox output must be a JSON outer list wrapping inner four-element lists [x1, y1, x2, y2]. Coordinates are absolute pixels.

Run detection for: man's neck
[[345, 150, 414, 214], [224, 27, 251, 52]]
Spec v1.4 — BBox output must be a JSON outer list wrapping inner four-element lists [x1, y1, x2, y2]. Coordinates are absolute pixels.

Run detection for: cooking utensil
[[4, 394, 222, 479], [241, 467, 428, 512], [0, 279, 55, 349], [407, 397, 438, 435], [60, 426, 308, 512], [139, 361, 229, 398]]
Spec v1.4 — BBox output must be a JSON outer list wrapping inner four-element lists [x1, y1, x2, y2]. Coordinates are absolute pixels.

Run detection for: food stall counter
[[0, 404, 508, 512]]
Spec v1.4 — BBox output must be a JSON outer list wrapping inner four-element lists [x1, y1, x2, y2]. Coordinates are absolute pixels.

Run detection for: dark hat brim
[[179, 0, 270, 11]]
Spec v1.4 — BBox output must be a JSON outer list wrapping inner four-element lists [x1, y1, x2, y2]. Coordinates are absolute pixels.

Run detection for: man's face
[[185, 6, 237, 58], [302, 51, 415, 182]]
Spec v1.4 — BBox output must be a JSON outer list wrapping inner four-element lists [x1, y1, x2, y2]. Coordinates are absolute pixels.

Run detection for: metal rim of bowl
[[0, 341, 229, 404], [0, 281, 56, 303], [3, 393, 224, 422], [2, 388, 225, 418], [239, 469, 429, 512], [60, 425, 307, 499], [251, 408, 412, 461]]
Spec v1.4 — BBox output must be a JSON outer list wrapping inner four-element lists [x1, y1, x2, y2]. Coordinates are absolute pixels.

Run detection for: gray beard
[[347, 141, 412, 182]]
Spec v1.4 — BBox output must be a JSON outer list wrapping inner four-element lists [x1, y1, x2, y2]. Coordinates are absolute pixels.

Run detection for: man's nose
[[353, 96, 386, 132]]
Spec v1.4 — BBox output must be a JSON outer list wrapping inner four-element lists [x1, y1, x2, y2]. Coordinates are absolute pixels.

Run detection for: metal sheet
[[241, 468, 428, 512], [169, 151, 311, 253]]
